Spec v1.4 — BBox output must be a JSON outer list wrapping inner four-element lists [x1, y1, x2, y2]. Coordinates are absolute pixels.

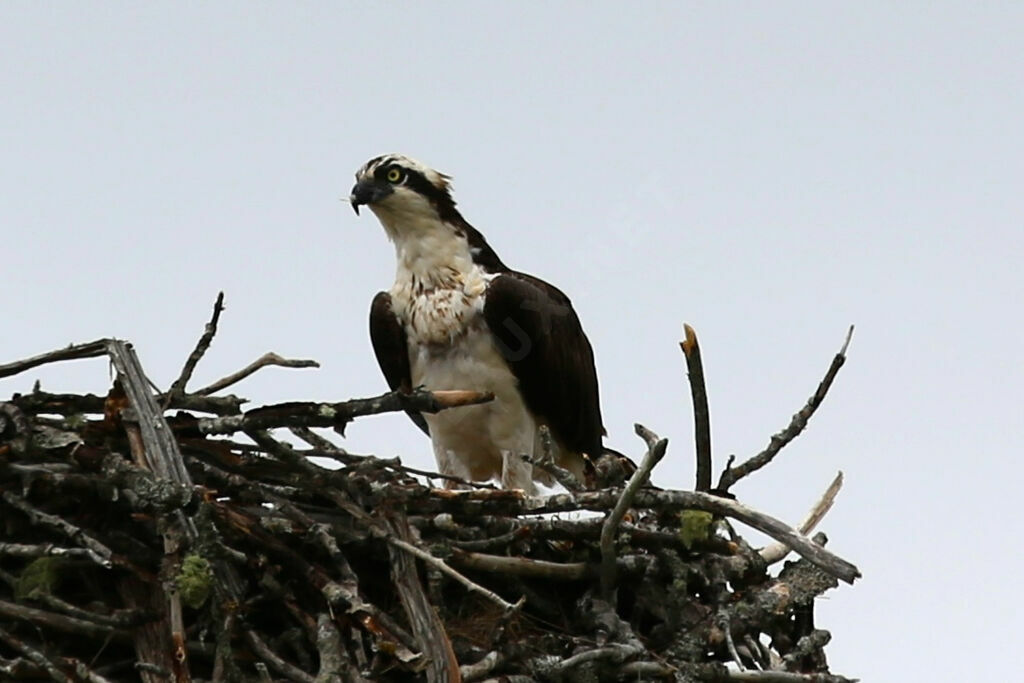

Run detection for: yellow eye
[[386, 168, 403, 183]]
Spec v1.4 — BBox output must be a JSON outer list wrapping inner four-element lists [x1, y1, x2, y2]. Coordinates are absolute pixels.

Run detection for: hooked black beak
[[349, 179, 393, 216]]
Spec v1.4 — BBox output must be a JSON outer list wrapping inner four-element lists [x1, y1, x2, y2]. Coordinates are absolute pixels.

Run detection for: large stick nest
[[0, 296, 859, 683]]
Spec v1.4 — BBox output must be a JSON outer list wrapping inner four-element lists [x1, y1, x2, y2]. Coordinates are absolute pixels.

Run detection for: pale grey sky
[[3, 4, 1022, 679]]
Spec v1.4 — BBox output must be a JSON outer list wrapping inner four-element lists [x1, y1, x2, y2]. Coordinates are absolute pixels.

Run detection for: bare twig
[[0, 542, 112, 564], [0, 492, 113, 567], [289, 426, 345, 453], [681, 323, 713, 491], [244, 630, 316, 683], [386, 534, 520, 613], [600, 424, 669, 597], [164, 292, 225, 407], [744, 634, 771, 670], [0, 624, 74, 683], [718, 326, 854, 491], [11, 389, 243, 417], [0, 599, 123, 642], [66, 660, 118, 683], [452, 550, 588, 581], [460, 651, 502, 681], [194, 352, 319, 396], [761, 472, 844, 565], [195, 388, 494, 435], [720, 610, 746, 671], [0, 339, 111, 380], [396, 464, 499, 490], [539, 643, 643, 675]]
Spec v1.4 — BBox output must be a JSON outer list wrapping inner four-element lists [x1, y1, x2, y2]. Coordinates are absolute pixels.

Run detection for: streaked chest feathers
[[390, 259, 489, 348]]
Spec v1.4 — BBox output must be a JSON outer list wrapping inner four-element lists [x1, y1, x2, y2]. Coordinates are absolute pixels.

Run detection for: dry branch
[[452, 551, 588, 581], [385, 533, 520, 614], [164, 292, 226, 406], [599, 423, 668, 597], [681, 323, 713, 491], [195, 352, 320, 397], [761, 472, 844, 565], [193, 388, 494, 435], [0, 340, 110, 380], [718, 326, 854, 491]]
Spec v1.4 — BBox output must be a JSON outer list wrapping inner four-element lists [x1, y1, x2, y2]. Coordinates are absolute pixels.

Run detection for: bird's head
[[349, 154, 459, 230], [349, 154, 507, 273]]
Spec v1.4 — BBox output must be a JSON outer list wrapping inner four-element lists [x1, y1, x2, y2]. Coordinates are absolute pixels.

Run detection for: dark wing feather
[[483, 272, 604, 456], [369, 291, 429, 436]]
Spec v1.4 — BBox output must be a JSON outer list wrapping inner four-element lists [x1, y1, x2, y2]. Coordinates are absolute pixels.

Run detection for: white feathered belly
[[409, 320, 537, 485]]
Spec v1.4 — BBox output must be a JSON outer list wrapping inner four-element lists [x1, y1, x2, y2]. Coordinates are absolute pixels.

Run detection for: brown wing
[[369, 291, 429, 436], [483, 272, 604, 457]]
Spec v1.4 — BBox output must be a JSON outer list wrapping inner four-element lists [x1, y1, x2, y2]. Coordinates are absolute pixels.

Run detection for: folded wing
[[482, 272, 604, 457], [369, 291, 429, 435]]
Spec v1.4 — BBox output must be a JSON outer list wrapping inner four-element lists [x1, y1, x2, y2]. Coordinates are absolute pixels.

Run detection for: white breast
[[397, 284, 478, 347], [388, 233, 489, 346], [381, 221, 540, 489], [392, 273, 537, 489], [411, 318, 537, 488]]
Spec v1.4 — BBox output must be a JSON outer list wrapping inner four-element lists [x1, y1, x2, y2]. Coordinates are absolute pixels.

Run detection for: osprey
[[350, 154, 606, 492]]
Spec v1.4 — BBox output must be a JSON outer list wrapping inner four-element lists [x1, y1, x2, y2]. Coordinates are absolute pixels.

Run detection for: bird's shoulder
[[484, 269, 574, 306]]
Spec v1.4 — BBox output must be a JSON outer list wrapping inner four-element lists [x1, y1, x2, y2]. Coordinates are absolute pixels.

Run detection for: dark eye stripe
[[375, 164, 404, 182], [403, 169, 446, 200], [368, 163, 460, 223]]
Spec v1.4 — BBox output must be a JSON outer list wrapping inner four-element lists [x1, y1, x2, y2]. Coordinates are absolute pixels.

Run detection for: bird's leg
[[500, 449, 536, 495], [433, 444, 473, 490]]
